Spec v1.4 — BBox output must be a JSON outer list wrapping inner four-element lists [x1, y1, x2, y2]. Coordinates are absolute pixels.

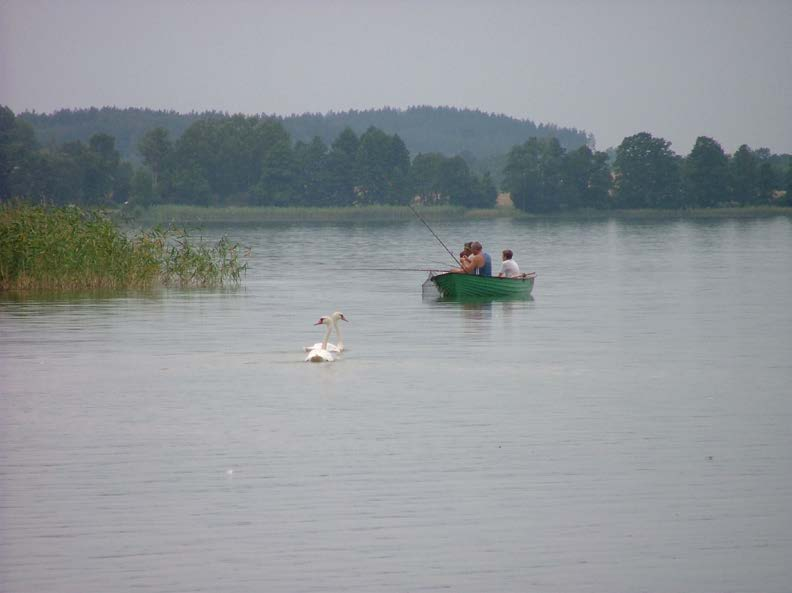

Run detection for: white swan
[[304, 312, 348, 363], [303, 312, 348, 353]]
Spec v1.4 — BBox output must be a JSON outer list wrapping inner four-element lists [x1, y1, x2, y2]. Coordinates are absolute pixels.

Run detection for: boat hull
[[430, 272, 534, 299]]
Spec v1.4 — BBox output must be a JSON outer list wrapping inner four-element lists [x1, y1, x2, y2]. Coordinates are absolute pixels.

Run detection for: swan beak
[[340, 315, 349, 322], [314, 318, 325, 325]]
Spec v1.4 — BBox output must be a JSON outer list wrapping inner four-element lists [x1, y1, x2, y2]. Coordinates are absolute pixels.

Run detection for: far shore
[[120, 204, 792, 225]]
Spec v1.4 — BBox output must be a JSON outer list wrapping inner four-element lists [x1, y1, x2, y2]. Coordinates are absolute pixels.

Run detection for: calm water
[[2, 216, 791, 593]]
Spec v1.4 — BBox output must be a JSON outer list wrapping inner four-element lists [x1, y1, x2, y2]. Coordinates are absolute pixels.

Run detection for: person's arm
[[462, 253, 483, 274], [460, 256, 473, 273]]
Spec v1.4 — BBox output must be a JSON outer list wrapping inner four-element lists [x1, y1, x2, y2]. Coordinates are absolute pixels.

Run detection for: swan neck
[[333, 319, 344, 349], [321, 323, 331, 350]]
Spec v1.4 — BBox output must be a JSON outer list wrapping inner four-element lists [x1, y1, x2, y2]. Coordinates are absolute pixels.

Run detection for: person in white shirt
[[498, 249, 521, 278]]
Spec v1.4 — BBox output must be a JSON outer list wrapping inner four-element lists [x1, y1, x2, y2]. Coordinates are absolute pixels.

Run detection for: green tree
[[559, 145, 611, 209], [785, 161, 792, 206], [0, 106, 38, 200], [757, 157, 776, 204], [292, 136, 329, 205], [130, 167, 156, 205], [613, 132, 681, 208], [586, 150, 612, 209], [355, 127, 411, 204], [468, 171, 498, 209], [253, 138, 295, 206], [730, 144, 759, 205], [409, 152, 496, 208], [170, 164, 211, 205], [682, 136, 730, 207], [504, 139, 540, 212], [386, 134, 412, 205], [53, 137, 119, 205], [20, 150, 82, 204], [322, 128, 359, 206], [137, 127, 172, 190], [84, 133, 121, 204], [410, 153, 447, 204], [167, 115, 293, 204], [332, 127, 360, 156], [113, 162, 133, 204], [437, 156, 473, 207], [503, 137, 564, 212]]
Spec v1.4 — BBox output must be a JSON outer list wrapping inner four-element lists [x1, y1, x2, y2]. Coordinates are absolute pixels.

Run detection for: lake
[[2, 215, 791, 593]]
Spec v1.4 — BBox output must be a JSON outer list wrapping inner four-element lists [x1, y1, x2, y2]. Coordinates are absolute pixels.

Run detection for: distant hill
[[19, 108, 220, 164], [280, 106, 591, 159], [19, 105, 592, 166]]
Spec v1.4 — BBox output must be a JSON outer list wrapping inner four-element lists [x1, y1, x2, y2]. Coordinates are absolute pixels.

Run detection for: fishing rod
[[407, 203, 461, 267]]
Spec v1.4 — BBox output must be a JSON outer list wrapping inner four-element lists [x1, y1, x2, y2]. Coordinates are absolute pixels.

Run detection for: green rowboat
[[429, 272, 535, 299]]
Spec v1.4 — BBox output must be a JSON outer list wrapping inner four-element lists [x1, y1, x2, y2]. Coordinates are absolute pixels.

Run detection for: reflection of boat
[[427, 272, 536, 299]]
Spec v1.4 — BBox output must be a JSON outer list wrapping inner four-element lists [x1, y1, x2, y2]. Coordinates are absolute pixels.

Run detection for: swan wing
[[305, 348, 336, 363], [304, 342, 341, 352]]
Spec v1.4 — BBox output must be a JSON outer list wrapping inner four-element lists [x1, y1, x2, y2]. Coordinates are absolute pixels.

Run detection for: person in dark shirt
[[460, 241, 491, 276]]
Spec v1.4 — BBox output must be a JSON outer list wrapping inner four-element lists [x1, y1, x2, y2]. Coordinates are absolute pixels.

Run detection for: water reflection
[[460, 300, 493, 320], [0, 287, 162, 305], [0, 285, 245, 305], [421, 293, 540, 329]]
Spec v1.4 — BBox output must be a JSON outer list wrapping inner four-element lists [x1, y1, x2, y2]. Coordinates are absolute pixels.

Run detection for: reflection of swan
[[304, 312, 348, 363], [304, 312, 348, 353]]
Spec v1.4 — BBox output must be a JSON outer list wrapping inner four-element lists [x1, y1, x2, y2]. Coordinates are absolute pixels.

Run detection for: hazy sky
[[1, 0, 791, 153]]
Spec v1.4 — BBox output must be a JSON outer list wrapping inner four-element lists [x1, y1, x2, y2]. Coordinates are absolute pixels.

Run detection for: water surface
[[2, 216, 791, 592]]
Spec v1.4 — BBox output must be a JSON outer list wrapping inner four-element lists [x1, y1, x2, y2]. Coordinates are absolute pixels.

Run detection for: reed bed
[[0, 203, 246, 291]]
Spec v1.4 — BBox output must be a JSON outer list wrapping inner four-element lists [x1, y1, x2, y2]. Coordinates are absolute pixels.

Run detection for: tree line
[[2, 105, 791, 210], [1, 107, 497, 209], [503, 133, 792, 212]]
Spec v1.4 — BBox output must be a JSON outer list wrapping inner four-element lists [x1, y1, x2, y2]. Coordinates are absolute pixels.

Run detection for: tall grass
[[0, 203, 246, 291]]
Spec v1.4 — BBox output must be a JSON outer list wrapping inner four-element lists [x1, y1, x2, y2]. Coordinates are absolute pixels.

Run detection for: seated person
[[460, 241, 491, 276], [460, 242, 473, 260], [452, 242, 474, 273], [498, 249, 521, 278]]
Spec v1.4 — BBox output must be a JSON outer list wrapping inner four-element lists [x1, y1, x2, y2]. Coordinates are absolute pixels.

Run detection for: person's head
[[462, 242, 473, 256], [471, 241, 482, 254], [502, 249, 513, 261]]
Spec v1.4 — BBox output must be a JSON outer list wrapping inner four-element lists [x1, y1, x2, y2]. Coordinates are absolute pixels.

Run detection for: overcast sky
[[1, 0, 790, 154]]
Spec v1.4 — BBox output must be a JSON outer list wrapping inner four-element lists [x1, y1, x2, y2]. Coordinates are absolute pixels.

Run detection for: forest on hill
[[18, 106, 591, 166], [280, 106, 591, 160]]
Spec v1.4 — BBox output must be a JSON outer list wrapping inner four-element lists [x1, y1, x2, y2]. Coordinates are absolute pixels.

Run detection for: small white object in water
[[226, 469, 234, 475], [304, 312, 348, 363], [305, 348, 336, 363]]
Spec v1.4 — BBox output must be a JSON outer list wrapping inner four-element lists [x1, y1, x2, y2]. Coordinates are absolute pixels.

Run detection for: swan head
[[314, 317, 331, 326], [331, 312, 349, 323]]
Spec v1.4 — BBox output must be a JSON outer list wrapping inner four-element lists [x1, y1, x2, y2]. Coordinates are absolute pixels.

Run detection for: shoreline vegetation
[[4, 106, 791, 218], [0, 203, 247, 291], [124, 203, 792, 225]]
